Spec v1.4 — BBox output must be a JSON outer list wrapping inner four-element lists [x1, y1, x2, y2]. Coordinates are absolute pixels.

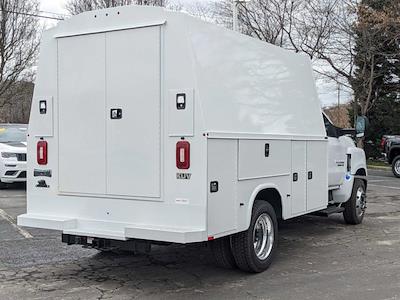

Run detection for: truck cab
[[324, 113, 367, 186]]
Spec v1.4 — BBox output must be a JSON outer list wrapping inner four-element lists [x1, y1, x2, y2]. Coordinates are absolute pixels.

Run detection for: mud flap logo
[[176, 173, 191, 180]]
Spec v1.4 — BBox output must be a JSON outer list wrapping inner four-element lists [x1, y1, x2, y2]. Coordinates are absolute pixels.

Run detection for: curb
[[367, 165, 391, 171]]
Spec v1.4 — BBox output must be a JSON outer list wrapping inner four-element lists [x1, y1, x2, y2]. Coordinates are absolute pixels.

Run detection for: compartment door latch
[[110, 108, 122, 119]]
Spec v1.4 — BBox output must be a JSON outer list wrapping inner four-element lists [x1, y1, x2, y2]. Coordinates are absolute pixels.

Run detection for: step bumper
[[17, 214, 207, 244]]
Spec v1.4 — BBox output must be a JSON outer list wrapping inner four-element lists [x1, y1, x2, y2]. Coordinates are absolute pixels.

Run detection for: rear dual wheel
[[210, 201, 278, 273], [210, 236, 236, 269]]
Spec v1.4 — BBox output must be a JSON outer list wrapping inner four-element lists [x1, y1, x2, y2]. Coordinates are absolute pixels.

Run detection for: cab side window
[[323, 115, 339, 138]]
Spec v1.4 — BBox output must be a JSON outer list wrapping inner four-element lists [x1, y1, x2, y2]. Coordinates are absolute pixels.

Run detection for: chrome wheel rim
[[355, 186, 366, 218], [253, 213, 274, 260], [395, 160, 400, 175]]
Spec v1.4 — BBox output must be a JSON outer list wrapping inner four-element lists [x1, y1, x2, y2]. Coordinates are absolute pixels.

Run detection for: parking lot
[[0, 169, 399, 300]]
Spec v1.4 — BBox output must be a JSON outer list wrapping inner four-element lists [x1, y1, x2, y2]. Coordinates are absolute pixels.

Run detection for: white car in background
[[0, 124, 28, 189]]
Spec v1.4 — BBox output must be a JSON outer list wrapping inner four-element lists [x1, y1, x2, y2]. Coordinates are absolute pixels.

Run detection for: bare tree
[[200, 0, 301, 46], [0, 0, 40, 108], [184, 1, 217, 22], [66, 0, 168, 14], [351, 2, 400, 116], [205, 1, 357, 116], [228, 0, 351, 78], [0, 81, 33, 123], [293, 0, 399, 127], [238, 0, 301, 46], [281, 1, 357, 88], [236, 0, 399, 120]]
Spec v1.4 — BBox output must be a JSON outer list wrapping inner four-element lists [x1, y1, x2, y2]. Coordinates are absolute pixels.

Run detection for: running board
[[312, 206, 345, 217]]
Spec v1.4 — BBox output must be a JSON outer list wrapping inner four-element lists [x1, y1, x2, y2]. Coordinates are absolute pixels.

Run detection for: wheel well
[[355, 168, 367, 189], [255, 188, 282, 220], [389, 148, 400, 164], [355, 168, 366, 176]]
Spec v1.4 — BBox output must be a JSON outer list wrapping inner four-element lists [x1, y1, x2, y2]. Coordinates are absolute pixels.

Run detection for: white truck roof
[[44, 5, 324, 138]]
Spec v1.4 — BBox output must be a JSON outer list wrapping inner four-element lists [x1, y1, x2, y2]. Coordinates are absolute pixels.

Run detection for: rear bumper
[[1, 176, 26, 183], [0, 161, 26, 183], [17, 213, 207, 244]]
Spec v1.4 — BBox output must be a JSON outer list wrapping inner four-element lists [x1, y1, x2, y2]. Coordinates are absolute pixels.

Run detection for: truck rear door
[[106, 27, 161, 198], [58, 26, 161, 198]]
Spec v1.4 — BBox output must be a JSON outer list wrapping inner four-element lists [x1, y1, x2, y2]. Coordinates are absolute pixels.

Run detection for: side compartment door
[[306, 141, 328, 211], [207, 139, 237, 237], [291, 141, 307, 215]]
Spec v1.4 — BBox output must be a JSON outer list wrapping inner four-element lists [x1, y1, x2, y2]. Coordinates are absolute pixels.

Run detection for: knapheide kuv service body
[[18, 5, 368, 273]]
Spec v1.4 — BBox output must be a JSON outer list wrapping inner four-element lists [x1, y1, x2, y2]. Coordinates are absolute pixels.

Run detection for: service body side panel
[[208, 138, 293, 236], [236, 139, 292, 230]]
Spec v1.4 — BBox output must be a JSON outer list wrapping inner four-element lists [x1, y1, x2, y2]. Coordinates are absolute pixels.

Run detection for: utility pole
[[337, 82, 341, 124], [232, 0, 251, 32], [232, 0, 238, 31]]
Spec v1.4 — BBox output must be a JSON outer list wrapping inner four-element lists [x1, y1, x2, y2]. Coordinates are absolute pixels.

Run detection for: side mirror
[[355, 116, 368, 138]]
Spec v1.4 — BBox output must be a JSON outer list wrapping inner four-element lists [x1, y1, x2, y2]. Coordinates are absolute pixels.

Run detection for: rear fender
[[246, 184, 284, 230]]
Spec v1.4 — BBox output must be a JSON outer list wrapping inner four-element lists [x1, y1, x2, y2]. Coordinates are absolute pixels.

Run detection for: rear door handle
[[308, 171, 313, 180]]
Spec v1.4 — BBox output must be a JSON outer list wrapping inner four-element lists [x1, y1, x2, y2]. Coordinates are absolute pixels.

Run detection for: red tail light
[[176, 141, 190, 169], [37, 141, 48, 165]]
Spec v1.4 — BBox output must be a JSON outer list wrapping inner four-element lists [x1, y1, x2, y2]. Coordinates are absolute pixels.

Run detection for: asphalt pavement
[[0, 169, 399, 300]]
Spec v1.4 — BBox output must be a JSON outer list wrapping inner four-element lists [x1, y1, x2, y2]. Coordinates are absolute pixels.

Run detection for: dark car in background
[[381, 135, 400, 178]]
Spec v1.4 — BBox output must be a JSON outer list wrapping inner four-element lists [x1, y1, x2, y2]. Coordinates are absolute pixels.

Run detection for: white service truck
[[18, 6, 367, 273]]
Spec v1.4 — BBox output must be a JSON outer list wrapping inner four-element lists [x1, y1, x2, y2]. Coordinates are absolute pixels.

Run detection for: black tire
[[0, 181, 6, 190], [210, 236, 237, 269], [231, 201, 278, 273], [343, 179, 367, 225], [392, 155, 400, 178]]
